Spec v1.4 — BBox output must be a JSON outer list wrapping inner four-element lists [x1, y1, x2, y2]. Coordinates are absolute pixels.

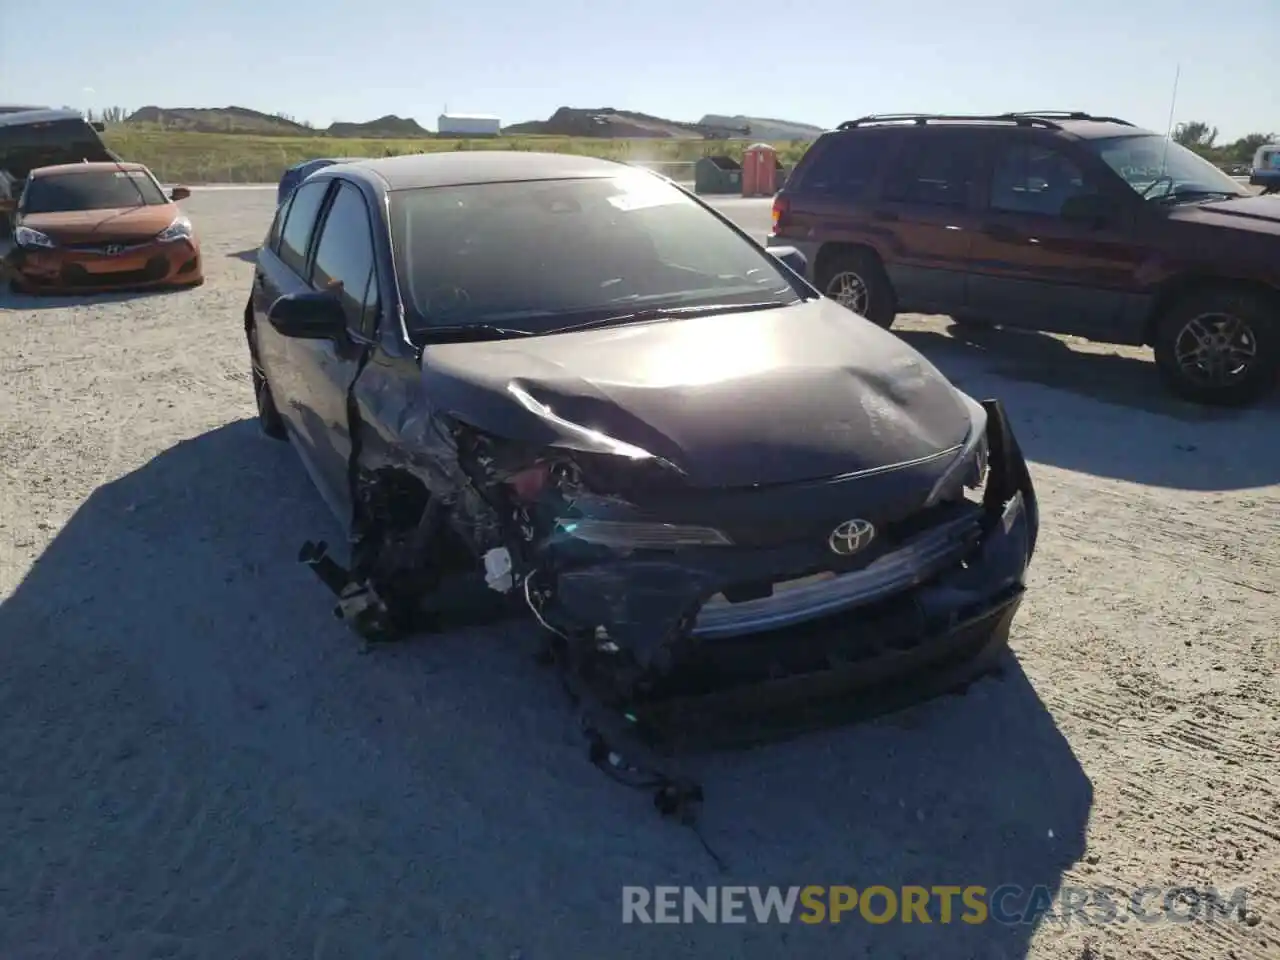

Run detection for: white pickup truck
[[1251, 142, 1279, 194]]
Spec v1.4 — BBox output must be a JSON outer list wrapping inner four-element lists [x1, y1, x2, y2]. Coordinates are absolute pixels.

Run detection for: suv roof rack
[[836, 111, 1134, 131], [1004, 111, 1135, 126]]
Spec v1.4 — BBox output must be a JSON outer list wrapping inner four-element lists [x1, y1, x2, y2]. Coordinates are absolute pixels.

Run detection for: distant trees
[[83, 106, 128, 124], [1174, 121, 1274, 165]]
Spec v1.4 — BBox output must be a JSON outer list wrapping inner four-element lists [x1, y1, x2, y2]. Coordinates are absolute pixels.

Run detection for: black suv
[[768, 111, 1280, 406], [0, 107, 116, 237]]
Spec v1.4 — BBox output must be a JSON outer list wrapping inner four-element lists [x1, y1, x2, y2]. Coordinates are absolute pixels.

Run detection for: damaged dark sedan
[[245, 152, 1039, 741]]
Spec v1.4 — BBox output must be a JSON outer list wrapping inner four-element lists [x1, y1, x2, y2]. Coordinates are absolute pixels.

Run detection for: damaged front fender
[[528, 398, 1039, 713]]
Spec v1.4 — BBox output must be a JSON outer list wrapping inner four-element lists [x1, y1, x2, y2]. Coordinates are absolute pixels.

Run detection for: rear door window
[[882, 134, 980, 208], [277, 180, 329, 275], [796, 133, 890, 200], [308, 181, 379, 336]]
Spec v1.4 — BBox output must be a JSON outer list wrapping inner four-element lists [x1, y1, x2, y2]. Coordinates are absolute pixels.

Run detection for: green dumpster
[[694, 155, 742, 194]]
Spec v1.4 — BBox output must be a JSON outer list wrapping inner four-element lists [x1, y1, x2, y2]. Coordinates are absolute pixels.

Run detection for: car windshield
[[21, 169, 168, 213], [1087, 134, 1248, 201], [389, 173, 800, 339]]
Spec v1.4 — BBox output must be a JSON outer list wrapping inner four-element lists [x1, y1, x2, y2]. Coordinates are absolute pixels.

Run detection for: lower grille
[[692, 510, 981, 639], [60, 257, 168, 287]]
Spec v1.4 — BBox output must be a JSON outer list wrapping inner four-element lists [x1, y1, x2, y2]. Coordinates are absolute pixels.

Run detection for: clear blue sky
[[1, 0, 1274, 140]]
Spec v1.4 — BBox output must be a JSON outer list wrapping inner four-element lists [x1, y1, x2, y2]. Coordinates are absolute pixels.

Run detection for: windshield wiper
[[1152, 189, 1240, 205], [544, 300, 789, 335]]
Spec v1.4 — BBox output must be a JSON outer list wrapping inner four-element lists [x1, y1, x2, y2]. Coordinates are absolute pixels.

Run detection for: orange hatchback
[[2, 161, 202, 294]]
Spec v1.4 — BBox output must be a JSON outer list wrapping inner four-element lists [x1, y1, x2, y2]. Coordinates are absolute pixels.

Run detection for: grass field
[[103, 124, 814, 184]]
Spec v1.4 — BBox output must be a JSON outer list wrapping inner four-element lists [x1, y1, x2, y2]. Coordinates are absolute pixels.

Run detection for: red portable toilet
[[742, 142, 778, 197]]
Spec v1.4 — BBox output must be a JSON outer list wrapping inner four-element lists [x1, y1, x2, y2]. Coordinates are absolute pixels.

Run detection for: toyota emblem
[[104, 244, 123, 256], [828, 518, 876, 556]]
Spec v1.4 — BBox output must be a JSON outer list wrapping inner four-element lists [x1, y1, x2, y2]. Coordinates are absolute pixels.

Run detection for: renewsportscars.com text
[[621, 885, 1250, 925]]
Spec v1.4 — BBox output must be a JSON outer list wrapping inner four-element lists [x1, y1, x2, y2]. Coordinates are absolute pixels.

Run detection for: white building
[[437, 113, 501, 137]]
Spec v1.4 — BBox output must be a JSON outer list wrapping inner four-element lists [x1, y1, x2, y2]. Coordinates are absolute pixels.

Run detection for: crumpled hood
[[20, 204, 179, 243], [420, 298, 971, 488]]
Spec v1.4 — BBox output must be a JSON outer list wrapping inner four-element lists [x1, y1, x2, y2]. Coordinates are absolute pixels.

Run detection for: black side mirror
[[267, 290, 347, 340], [1060, 193, 1112, 226], [768, 244, 809, 277]]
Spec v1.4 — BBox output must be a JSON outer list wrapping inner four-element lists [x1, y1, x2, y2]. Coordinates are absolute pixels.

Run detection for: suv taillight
[[771, 195, 790, 234]]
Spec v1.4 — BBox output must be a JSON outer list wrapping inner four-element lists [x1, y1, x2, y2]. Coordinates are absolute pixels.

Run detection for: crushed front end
[[515, 397, 1038, 745]]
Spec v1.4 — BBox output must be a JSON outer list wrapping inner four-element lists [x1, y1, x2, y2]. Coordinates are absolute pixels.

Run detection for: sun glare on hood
[[600, 312, 782, 388]]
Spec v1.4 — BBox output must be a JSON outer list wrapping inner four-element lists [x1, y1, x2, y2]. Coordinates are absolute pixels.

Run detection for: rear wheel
[[816, 248, 896, 328], [253, 366, 288, 440], [1152, 288, 1279, 407]]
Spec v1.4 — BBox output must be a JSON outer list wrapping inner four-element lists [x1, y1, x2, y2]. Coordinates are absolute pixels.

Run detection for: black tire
[[815, 248, 896, 329], [253, 366, 288, 440], [1152, 288, 1279, 407]]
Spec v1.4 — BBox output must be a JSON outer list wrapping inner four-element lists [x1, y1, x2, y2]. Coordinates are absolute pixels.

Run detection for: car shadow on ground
[[0, 419, 1091, 958], [899, 321, 1280, 491], [226, 248, 257, 263], [0, 285, 187, 311]]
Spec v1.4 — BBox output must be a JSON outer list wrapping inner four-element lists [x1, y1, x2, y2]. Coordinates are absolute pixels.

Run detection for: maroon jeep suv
[[767, 111, 1280, 406]]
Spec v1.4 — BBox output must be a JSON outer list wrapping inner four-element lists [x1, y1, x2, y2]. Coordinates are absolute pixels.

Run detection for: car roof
[[826, 116, 1156, 141], [324, 151, 635, 191], [29, 161, 151, 177], [1052, 119, 1156, 140], [287, 156, 363, 172], [0, 108, 90, 128]]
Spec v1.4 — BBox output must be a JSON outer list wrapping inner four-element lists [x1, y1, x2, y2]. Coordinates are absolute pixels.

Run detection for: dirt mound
[[504, 106, 732, 139], [326, 115, 430, 138], [126, 105, 312, 135]]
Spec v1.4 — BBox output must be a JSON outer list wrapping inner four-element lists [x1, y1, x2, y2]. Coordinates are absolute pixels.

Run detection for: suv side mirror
[[768, 244, 809, 277], [169, 186, 191, 201], [1060, 193, 1112, 225], [267, 291, 348, 340]]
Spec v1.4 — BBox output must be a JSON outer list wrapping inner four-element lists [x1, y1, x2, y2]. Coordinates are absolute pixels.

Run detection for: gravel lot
[[0, 188, 1277, 960]]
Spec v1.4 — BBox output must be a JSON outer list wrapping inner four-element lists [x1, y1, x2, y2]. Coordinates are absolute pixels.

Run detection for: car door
[[871, 129, 985, 313], [286, 179, 381, 515], [252, 178, 333, 446], [965, 134, 1149, 339]]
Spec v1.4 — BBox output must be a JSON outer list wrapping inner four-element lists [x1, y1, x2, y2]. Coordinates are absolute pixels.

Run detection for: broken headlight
[[508, 454, 730, 549], [553, 518, 733, 549], [155, 216, 193, 243], [923, 394, 989, 508], [14, 225, 55, 249]]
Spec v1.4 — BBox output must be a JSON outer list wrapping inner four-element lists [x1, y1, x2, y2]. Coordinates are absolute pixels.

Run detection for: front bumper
[[6, 237, 203, 292], [542, 399, 1038, 735]]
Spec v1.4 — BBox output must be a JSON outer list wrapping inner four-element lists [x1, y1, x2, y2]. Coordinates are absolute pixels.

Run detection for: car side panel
[[778, 128, 984, 313], [963, 132, 1153, 342], [252, 182, 332, 463], [253, 246, 312, 438], [965, 211, 1153, 341], [286, 181, 385, 517]]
